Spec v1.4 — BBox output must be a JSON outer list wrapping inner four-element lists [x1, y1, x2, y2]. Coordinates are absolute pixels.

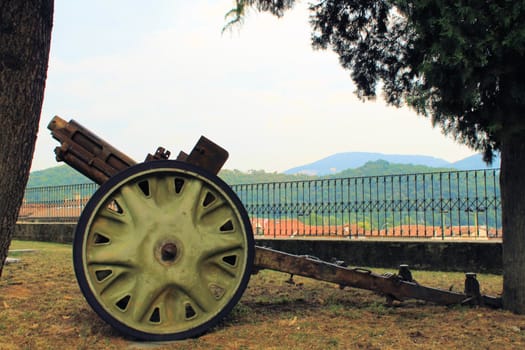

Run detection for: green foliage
[[393, 0, 525, 162], [223, 0, 295, 32], [218, 168, 315, 185]]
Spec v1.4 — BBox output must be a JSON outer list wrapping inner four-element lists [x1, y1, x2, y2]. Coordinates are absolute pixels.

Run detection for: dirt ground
[[0, 240, 524, 349]]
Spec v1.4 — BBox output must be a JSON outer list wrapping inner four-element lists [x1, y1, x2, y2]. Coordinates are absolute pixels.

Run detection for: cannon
[[48, 116, 502, 341]]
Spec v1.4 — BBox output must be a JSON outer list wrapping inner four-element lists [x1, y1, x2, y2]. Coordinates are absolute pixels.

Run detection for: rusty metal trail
[[254, 246, 502, 308]]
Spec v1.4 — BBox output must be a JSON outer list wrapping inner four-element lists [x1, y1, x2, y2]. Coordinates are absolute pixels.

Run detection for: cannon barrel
[[48, 116, 229, 185], [48, 116, 137, 185]]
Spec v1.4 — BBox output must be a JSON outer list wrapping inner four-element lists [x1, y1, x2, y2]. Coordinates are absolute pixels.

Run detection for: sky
[[33, 0, 478, 173]]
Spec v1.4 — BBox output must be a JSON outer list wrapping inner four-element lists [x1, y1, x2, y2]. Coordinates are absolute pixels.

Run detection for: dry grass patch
[[0, 240, 524, 349]]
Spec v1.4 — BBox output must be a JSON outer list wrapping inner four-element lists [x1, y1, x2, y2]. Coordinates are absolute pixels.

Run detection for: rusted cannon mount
[[48, 116, 502, 341], [255, 247, 501, 308]]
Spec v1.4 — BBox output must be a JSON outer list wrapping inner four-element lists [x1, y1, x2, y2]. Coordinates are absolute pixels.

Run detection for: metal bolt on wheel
[[73, 160, 254, 341]]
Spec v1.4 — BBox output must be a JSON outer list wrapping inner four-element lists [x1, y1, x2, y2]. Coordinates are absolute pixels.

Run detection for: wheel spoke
[[150, 175, 176, 207], [177, 178, 204, 214], [206, 248, 245, 278], [119, 183, 153, 220], [181, 277, 217, 314], [89, 266, 131, 294], [86, 243, 138, 268], [96, 270, 136, 305], [90, 216, 132, 243], [98, 204, 130, 224], [161, 287, 192, 324], [195, 189, 226, 218], [197, 204, 239, 233], [127, 279, 163, 323], [198, 234, 244, 261]]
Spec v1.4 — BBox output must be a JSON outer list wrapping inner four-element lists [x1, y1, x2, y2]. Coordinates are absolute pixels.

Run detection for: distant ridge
[[451, 153, 501, 170], [27, 153, 501, 188], [284, 152, 500, 176]]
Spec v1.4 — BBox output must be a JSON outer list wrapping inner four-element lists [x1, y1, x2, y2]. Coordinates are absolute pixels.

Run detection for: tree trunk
[[0, 0, 54, 277], [501, 131, 525, 314]]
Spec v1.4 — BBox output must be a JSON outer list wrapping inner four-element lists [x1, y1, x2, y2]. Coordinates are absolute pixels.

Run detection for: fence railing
[[19, 183, 96, 222], [19, 169, 502, 240]]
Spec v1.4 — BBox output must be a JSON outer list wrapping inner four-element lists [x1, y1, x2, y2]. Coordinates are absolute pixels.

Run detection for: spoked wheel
[[73, 160, 254, 341]]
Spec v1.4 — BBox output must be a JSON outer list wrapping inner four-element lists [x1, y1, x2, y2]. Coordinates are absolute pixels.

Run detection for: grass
[[1, 240, 524, 349]]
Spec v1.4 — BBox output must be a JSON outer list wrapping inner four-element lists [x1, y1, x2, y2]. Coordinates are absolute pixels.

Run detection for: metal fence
[[19, 169, 502, 240], [19, 183, 96, 222]]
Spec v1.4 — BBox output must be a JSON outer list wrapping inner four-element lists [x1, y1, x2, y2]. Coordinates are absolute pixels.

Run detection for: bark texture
[[0, 0, 54, 276], [501, 131, 525, 313]]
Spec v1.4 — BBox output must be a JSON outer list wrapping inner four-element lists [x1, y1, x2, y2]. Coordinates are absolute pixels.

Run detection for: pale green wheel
[[73, 160, 254, 341]]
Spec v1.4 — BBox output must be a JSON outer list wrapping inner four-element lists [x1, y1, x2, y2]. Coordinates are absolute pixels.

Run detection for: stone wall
[[15, 222, 76, 244], [14, 223, 502, 273], [257, 238, 502, 274]]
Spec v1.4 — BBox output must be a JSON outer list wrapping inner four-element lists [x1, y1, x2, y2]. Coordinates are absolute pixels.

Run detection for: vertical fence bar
[[314, 180, 319, 236], [346, 177, 352, 238], [439, 172, 444, 239], [375, 176, 379, 237], [383, 177, 388, 236], [414, 174, 419, 237], [483, 170, 489, 238], [495, 169, 501, 237], [466, 171, 471, 237], [406, 174, 411, 237], [365, 176, 370, 237], [447, 172, 453, 238], [328, 179, 332, 236], [388, 176, 396, 236], [454, 172, 459, 237]]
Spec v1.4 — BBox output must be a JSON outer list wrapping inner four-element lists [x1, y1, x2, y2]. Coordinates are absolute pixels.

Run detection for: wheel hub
[[156, 240, 181, 265]]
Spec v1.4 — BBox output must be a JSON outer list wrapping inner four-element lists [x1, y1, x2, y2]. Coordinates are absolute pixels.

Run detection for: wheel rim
[[73, 161, 254, 340]]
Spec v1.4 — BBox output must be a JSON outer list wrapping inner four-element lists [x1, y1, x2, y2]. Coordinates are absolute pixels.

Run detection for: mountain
[[451, 153, 501, 170], [284, 152, 500, 176]]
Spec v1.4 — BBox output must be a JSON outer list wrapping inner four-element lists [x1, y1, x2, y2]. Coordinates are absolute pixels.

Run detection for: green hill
[[27, 165, 92, 188], [27, 160, 456, 188], [330, 160, 455, 178]]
